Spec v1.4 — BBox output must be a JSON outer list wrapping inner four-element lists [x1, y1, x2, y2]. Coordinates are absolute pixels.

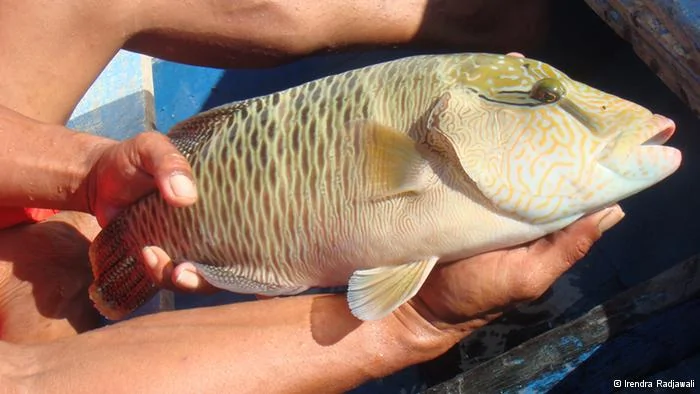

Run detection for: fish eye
[[529, 78, 566, 104]]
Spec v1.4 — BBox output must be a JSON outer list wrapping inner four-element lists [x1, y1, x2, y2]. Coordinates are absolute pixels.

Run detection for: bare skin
[[0, 0, 624, 392]]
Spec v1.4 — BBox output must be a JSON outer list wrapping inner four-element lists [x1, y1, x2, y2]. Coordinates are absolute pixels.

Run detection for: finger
[[134, 132, 198, 207], [142, 246, 219, 293], [172, 262, 219, 294], [142, 245, 175, 289], [506, 52, 525, 58], [515, 205, 625, 299]]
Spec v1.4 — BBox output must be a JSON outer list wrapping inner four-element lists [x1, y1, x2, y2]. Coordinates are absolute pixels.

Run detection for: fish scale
[[89, 53, 681, 321]]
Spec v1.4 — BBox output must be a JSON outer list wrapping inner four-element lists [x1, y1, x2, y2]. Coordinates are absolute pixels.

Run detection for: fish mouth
[[598, 114, 681, 180], [640, 115, 675, 146]]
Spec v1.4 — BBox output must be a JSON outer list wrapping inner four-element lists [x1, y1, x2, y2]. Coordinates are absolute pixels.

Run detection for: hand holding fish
[[404, 205, 624, 335], [84, 131, 199, 227]]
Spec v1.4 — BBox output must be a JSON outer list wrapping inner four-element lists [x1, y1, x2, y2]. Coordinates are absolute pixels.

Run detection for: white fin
[[347, 257, 439, 321], [191, 263, 308, 296], [346, 120, 428, 200]]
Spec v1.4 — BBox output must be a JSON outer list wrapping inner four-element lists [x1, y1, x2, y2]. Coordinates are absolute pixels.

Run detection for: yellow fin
[[347, 257, 439, 321], [347, 120, 427, 200]]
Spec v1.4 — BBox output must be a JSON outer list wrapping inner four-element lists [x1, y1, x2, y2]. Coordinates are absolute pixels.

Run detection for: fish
[[88, 53, 682, 321]]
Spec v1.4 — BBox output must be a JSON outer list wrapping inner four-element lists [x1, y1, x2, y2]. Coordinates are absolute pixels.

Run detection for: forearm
[[0, 106, 114, 212], [14, 295, 455, 394], [124, 0, 549, 68]]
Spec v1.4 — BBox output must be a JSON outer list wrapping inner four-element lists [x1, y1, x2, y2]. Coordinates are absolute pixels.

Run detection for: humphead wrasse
[[89, 53, 681, 321]]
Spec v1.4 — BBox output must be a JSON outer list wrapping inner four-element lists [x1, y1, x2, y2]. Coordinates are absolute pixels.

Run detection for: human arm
[[0, 105, 196, 226], [124, 0, 548, 68], [0, 205, 623, 393], [0, 0, 548, 125]]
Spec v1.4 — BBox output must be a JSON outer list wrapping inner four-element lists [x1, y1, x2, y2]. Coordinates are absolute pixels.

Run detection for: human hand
[[396, 205, 625, 346], [83, 132, 205, 291], [85, 131, 197, 228]]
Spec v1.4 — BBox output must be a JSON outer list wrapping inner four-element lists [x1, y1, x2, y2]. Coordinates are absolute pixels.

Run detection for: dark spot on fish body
[[353, 88, 363, 108], [248, 128, 261, 151], [329, 80, 341, 99], [233, 126, 246, 160], [251, 161, 264, 195], [205, 158, 220, 185], [266, 122, 276, 140], [299, 105, 311, 125], [335, 96, 345, 113], [294, 92, 306, 111], [290, 124, 302, 152], [307, 118, 318, 138], [300, 138, 310, 172], [308, 83, 324, 104], [227, 159, 245, 222], [257, 135, 269, 167], [271, 93, 281, 106], [213, 159, 225, 186], [242, 147, 256, 176], [315, 135, 326, 183], [224, 115, 236, 132]]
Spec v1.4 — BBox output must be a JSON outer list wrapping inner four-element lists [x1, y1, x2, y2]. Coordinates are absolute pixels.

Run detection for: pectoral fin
[[346, 120, 428, 200], [347, 257, 439, 321]]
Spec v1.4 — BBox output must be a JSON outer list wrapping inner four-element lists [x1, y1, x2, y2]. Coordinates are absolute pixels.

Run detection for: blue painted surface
[[68, 50, 153, 139], [70, 50, 150, 119], [67, 91, 152, 140]]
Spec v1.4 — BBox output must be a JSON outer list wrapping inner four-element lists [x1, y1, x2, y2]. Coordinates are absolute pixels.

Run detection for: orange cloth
[[0, 207, 60, 229]]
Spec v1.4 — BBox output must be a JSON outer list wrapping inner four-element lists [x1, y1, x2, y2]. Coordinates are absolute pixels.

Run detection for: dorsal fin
[[167, 101, 251, 159]]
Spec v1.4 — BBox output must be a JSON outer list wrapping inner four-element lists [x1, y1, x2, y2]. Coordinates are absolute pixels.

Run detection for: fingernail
[[175, 270, 199, 290], [170, 174, 197, 200], [598, 206, 625, 233], [142, 246, 158, 269]]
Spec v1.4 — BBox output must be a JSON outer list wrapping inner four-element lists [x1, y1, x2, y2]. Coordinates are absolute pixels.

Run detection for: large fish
[[89, 53, 681, 321]]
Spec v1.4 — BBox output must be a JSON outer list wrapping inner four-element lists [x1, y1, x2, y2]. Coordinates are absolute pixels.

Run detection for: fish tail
[[88, 217, 158, 321]]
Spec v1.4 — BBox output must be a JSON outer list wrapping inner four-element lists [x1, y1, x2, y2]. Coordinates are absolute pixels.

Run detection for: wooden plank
[[584, 0, 700, 117], [424, 254, 700, 393]]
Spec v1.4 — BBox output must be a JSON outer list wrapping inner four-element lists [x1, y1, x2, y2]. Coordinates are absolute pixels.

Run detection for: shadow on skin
[[0, 211, 101, 344], [310, 294, 361, 346], [415, 0, 549, 52]]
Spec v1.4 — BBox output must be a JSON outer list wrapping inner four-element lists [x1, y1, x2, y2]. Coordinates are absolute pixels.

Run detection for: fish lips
[[597, 114, 682, 182]]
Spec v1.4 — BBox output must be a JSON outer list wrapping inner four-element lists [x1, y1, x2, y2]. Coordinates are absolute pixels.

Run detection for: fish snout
[[598, 113, 681, 181]]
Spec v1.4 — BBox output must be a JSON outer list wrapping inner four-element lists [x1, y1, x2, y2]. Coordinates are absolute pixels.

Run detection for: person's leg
[[0, 213, 102, 343]]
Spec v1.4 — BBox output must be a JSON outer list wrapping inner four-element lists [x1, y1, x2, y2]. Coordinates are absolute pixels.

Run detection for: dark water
[[152, 1, 700, 392]]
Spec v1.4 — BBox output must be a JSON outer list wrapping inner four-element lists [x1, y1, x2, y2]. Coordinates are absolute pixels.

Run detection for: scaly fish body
[[89, 53, 681, 321]]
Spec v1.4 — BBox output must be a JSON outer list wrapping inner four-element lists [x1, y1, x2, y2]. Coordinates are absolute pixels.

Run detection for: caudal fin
[[88, 217, 159, 321]]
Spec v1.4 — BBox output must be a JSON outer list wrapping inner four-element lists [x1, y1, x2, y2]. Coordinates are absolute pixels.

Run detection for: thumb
[[525, 205, 626, 289], [134, 131, 198, 207]]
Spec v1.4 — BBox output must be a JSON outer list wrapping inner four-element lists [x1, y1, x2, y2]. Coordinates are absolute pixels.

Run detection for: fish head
[[428, 54, 682, 224]]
